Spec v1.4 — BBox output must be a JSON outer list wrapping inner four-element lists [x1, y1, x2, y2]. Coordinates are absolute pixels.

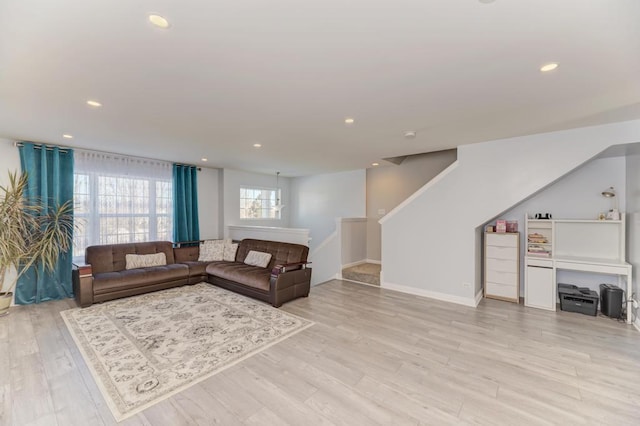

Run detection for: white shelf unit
[[553, 219, 624, 262], [523, 215, 632, 322], [526, 220, 553, 259]]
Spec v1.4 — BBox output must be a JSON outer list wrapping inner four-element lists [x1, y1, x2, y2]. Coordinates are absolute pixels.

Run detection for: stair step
[[342, 263, 381, 286]]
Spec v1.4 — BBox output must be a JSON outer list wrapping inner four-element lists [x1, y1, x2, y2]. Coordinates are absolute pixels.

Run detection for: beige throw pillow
[[223, 242, 238, 262], [198, 240, 224, 262], [125, 253, 167, 270], [243, 250, 272, 268]]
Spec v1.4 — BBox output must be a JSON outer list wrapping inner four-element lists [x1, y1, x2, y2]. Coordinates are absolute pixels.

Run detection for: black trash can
[[600, 284, 624, 319]]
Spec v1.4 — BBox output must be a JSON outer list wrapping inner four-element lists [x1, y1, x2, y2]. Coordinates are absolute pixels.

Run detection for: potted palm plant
[[0, 171, 74, 316]]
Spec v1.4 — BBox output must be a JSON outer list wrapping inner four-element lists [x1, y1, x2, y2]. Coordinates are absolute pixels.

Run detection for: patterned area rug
[[61, 283, 313, 422]]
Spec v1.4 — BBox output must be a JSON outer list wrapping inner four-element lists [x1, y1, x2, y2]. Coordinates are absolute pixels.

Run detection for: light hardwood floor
[[2, 280, 640, 425]]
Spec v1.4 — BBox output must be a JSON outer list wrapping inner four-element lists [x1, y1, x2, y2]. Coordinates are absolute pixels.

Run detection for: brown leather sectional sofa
[[72, 239, 311, 308]]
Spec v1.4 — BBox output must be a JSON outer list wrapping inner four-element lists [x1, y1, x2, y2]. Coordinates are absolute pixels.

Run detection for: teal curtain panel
[[17, 142, 74, 304], [173, 164, 200, 243]]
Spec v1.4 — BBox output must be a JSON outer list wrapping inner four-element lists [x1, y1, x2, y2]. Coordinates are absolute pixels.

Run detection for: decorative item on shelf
[[506, 220, 518, 233], [496, 220, 507, 233], [486, 225, 494, 233], [527, 231, 551, 257], [601, 186, 620, 220], [598, 213, 606, 221], [606, 210, 621, 220], [534, 213, 552, 219]]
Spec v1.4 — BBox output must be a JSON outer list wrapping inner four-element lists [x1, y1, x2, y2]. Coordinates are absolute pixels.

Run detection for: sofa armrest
[[271, 261, 312, 276], [269, 266, 312, 307], [72, 263, 94, 308]]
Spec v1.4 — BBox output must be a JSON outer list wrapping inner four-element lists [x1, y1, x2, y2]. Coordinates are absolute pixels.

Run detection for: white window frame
[[73, 171, 172, 262], [239, 186, 281, 220]]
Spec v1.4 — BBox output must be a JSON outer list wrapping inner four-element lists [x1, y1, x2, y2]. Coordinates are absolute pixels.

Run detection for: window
[[240, 186, 280, 219], [73, 151, 173, 260]]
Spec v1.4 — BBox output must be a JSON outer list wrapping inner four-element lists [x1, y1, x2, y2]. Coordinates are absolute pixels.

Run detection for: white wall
[[222, 169, 291, 234], [340, 218, 368, 267], [290, 170, 366, 251], [626, 154, 640, 326], [381, 119, 640, 306], [308, 231, 340, 286], [197, 167, 222, 240], [0, 139, 20, 293], [498, 157, 627, 223], [366, 150, 457, 260], [497, 156, 627, 295], [0, 138, 21, 182]]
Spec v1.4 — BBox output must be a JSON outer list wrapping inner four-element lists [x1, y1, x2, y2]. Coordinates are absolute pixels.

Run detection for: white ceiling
[[1, 0, 639, 176]]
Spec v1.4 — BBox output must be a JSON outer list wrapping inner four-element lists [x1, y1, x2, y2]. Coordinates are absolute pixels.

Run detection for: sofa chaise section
[[206, 239, 312, 307]]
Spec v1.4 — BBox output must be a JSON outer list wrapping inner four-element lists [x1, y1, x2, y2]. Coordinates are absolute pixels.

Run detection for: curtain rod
[[14, 141, 71, 154], [14, 142, 201, 170], [174, 163, 202, 171]]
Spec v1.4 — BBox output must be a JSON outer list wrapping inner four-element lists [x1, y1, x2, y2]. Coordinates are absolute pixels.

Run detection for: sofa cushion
[[198, 240, 225, 262], [125, 252, 167, 270], [206, 262, 270, 291], [223, 242, 238, 262], [181, 261, 209, 278], [93, 263, 189, 294], [244, 250, 272, 268]]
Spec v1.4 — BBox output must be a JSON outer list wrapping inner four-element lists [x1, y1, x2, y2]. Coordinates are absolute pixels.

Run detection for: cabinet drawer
[[486, 258, 518, 273], [486, 233, 518, 248], [486, 269, 518, 286], [526, 258, 553, 268], [486, 245, 518, 261], [486, 281, 518, 299]]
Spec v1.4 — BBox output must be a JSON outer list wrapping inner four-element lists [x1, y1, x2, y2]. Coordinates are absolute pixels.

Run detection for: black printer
[[557, 283, 599, 316]]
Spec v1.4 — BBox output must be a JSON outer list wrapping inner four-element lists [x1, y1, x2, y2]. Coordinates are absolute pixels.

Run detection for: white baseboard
[[381, 281, 478, 307], [474, 289, 484, 307], [365, 259, 382, 265], [311, 273, 342, 287]]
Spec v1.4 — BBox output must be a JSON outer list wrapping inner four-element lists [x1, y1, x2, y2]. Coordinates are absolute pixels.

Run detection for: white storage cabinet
[[484, 232, 519, 303]]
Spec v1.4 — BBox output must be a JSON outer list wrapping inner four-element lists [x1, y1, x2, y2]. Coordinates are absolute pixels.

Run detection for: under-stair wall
[[380, 119, 640, 306]]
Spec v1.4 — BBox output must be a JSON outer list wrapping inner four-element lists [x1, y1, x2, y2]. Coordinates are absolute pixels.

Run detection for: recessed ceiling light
[[62, 134, 73, 139], [201, 158, 208, 162], [86, 100, 102, 107], [149, 14, 170, 29], [540, 63, 559, 72], [344, 117, 355, 125], [478, 0, 496, 4], [372, 162, 379, 166], [404, 130, 417, 139], [253, 143, 262, 148]]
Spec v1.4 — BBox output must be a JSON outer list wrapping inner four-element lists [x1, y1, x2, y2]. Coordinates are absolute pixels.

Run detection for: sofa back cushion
[[86, 241, 176, 274], [236, 239, 308, 270], [125, 252, 167, 270]]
